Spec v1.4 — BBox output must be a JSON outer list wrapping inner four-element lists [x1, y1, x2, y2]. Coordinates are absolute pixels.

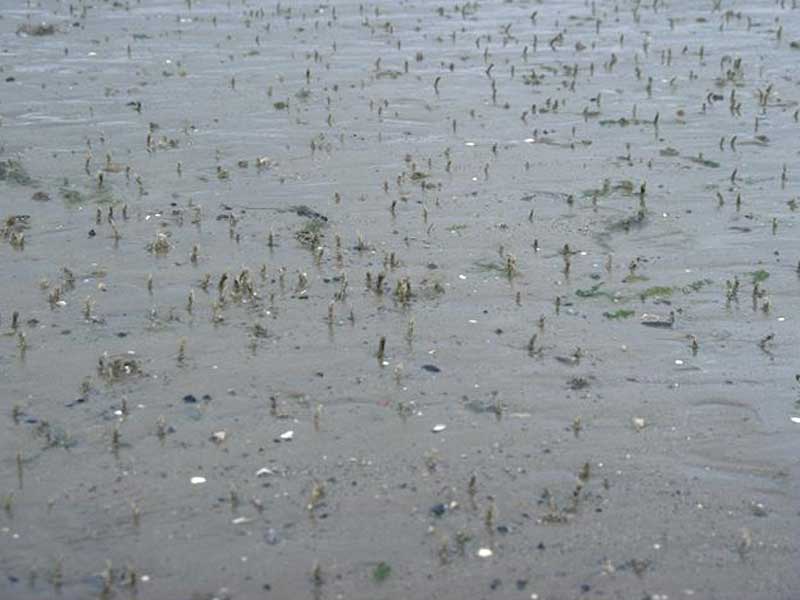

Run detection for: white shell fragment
[[190, 476, 207, 485], [477, 548, 493, 558], [432, 424, 447, 433], [256, 467, 273, 477], [280, 430, 294, 440], [790, 417, 800, 424], [211, 430, 227, 443], [632, 417, 646, 431]]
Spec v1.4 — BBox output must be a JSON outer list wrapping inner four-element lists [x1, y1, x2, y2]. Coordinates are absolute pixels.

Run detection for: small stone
[[632, 417, 646, 431], [641, 312, 675, 328], [477, 548, 493, 558], [183, 394, 198, 404], [211, 431, 227, 443], [279, 430, 294, 440], [430, 503, 447, 517], [264, 528, 280, 545], [256, 468, 273, 477], [190, 476, 206, 485], [432, 424, 447, 433], [790, 416, 800, 424], [422, 364, 441, 373]]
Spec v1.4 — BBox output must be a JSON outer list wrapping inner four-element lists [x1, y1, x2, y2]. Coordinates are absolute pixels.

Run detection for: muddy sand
[[1, 1, 799, 599]]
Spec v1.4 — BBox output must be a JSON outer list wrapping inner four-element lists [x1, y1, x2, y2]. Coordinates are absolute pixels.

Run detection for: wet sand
[[1, 1, 799, 598]]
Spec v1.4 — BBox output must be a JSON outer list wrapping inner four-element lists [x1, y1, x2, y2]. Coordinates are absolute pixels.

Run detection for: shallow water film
[[1, 0, 800, 598]]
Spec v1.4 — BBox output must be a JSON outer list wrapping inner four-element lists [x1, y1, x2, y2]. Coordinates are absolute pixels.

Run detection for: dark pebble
[[88, 229, 96, 237], [422, 364, 441, 373], [183, 394, 198, 403], [490, 578, 502, 590], [496, 524, 510, 534], [516, 580, 528, 590], [430, 503, 447, 517]]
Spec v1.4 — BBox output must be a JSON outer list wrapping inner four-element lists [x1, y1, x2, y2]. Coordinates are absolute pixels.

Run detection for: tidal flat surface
[[1, 1, 799, 598]]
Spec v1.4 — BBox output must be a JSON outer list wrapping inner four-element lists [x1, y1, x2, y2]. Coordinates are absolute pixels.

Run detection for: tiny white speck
[[280, 430, 294, 440], [432, 424, 447, 433], [675, 359, 684, 365], [477, 548, 493, 558], [190, 476, 206, 485]]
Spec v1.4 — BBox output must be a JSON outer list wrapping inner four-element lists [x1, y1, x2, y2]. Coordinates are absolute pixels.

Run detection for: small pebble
[[190, 476, 206, 485], [432, 424, 447, 433], [477, 548, 493, 558], [264, 528, 280, 545], [280, 430, 294, 440]]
